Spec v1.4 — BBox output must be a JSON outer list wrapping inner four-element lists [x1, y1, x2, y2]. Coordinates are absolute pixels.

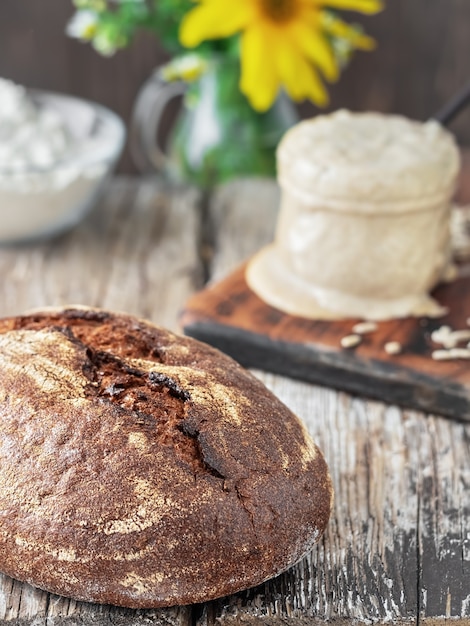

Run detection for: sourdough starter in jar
[[246, 110, 461, 320]]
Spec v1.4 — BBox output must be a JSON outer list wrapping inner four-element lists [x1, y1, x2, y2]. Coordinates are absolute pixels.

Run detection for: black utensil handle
[[434, 81, 470, 126]]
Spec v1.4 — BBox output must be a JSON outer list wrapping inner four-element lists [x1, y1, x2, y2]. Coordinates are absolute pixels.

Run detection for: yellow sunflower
[[180, 0, 383, 112]]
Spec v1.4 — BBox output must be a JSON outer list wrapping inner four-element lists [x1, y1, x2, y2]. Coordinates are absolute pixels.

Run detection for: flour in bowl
[[0, 78, 124, 242]]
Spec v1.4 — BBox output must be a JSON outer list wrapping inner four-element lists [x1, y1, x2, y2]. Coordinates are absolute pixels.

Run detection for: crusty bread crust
[[0, 308, 333, 608]]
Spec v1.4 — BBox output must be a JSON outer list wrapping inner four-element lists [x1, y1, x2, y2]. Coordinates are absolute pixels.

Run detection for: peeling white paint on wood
[[198, 181, 470, 625], [0, 178, 467, 625]]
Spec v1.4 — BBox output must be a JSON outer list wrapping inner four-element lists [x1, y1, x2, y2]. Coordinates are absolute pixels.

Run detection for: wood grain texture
[[0, 178, 200, 625], [198, 393, 470, 623], [0, 177, 468, 624], [190, 181, 470, 625], [0, 178, 203, 329]]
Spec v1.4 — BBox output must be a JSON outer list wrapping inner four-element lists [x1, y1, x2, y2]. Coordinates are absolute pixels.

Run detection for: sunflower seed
[[340, 334, 362, 349], [449, 348, 470, 359], [449, 330, 470, 344], [352, 322, 378, 335], [432, 348, 470, 360], [431, 325, 453, 345], [432, 350, 454, 360], [431, 326, 470, 348], [384, 341, 402, 355]]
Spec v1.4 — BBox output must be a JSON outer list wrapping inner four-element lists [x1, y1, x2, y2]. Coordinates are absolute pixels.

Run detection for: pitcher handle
[[129, 68, 187, 174]]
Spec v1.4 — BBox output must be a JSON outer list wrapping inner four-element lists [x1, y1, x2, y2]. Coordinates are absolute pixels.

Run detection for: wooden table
[[0, 177, 468, 625]]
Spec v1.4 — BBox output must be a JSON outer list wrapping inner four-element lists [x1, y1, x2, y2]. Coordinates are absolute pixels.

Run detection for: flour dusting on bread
[[0, 307, 333, 608]]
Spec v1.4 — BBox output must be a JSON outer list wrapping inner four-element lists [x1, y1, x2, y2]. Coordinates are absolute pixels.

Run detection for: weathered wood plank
[[0, 178, 203, 329], [208, 178, 279, 281], [419, 417, 470, 620], [198, 385, 425, 623], [0, 176, 468, 625], [0, 177, 201, 624], [193, 179, 470, 624]]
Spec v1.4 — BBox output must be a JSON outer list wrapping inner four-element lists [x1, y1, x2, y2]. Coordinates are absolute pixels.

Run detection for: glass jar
[[130, 56, 298, 188]]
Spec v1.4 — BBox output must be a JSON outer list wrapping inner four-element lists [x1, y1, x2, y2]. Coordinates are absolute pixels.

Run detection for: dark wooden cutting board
[[181, 156, 470, 422], [181, 263, 470, 421]]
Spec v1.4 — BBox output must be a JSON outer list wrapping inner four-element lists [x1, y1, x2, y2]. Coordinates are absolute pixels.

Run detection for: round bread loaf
[[0, 307, 333, 608]]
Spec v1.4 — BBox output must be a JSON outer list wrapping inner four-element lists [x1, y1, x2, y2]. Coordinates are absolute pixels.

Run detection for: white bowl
[[0, 90, 126, 244]]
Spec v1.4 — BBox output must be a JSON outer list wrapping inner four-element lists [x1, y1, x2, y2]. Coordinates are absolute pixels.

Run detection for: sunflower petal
[[319, 0, 383, 14], [275, 37, 329, 107], [322, 13, 377, 50], [288, 21, 339, 82], [240, 25, 280, 112], [179, 0, 254, 48], [351, 32, 376, 50]]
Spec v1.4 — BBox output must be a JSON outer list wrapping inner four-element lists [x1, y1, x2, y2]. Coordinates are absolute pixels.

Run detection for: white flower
[[66, 10, 99, 41]]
